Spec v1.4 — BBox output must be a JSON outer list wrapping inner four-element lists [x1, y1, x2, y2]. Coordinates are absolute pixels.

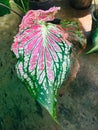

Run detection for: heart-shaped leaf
[[11, 8, 72, 121]]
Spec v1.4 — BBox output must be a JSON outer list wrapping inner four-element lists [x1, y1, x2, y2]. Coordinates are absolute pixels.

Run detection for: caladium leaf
[[11, 7, 72, 121], [60, 19, 86, 54], [0, 0, 10, 16]]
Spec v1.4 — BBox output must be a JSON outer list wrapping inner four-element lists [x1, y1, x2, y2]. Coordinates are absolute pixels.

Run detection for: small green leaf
[[0, 0, 10, 16]]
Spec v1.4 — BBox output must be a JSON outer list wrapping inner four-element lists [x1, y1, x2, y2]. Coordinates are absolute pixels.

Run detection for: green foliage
[[0, 0, 10, 16], [60, 19, 86, 52], [0, 0, 29, 16], [13, 0, 29, 12], [87, 25, 98, 53], [87, 13, 98, 54]]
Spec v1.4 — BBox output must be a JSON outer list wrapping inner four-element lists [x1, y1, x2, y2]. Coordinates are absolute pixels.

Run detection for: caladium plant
[[11, 7, 72, 121], [60, 19, 86, 53]]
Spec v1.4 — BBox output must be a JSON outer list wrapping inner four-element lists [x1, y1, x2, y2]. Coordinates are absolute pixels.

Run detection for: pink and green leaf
[[11, 8, 72, 121]]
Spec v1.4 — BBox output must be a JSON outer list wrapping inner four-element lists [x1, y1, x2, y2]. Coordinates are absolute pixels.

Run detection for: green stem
[[0, 3, 22, 18]]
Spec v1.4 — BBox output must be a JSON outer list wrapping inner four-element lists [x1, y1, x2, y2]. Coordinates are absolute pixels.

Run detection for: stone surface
[[0, 0, 98, 130]]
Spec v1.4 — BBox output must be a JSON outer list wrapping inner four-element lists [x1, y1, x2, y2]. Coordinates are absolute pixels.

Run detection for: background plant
[[87, 0, 98, 53], [0, 0, 29, 16]]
